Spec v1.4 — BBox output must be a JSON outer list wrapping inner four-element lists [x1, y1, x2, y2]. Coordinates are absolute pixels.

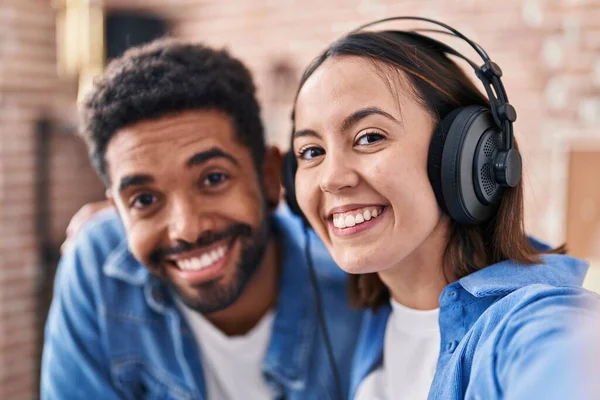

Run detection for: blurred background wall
[[0, 0, 599, 398]]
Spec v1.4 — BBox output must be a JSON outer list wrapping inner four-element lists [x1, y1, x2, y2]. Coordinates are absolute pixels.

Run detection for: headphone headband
[[353, 16, 491, 60], [350, 16, 517, 151]]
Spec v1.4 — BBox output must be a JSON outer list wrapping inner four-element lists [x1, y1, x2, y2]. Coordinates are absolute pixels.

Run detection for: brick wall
[[1, 0, 599, 398], [0, 1, 105, 398]]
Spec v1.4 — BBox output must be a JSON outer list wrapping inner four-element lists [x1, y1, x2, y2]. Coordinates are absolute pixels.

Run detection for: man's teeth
[[333, 207, 383, 229], [176, 245, 228, 271]]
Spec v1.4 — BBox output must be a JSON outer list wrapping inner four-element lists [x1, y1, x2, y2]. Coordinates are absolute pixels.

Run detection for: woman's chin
[[333, 253, 385, 275]]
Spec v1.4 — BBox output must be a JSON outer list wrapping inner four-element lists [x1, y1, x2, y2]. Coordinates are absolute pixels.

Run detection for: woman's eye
[[356, 132, 384, 146], [203, 172, 228, 186], [298, 147, 325, 160], [131, 193, 156, 209]]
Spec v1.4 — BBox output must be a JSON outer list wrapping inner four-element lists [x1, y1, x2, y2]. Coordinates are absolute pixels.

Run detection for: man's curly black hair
[[80, 39, 265, 186]]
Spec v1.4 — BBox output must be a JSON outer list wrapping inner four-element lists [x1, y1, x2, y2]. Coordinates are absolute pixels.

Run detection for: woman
[[287, 20, 599, 400]]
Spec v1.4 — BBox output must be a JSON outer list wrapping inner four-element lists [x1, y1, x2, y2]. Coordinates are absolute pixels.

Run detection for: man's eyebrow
[[118, 175, 154, 193], [115, 149, 238, 193], [186, 147, 240, 167], [340, 106, 402, 132]]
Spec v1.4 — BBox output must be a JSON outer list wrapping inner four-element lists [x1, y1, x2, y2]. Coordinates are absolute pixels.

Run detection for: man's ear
[[105, 189, 116, 207], [262, 146, 283, 211]]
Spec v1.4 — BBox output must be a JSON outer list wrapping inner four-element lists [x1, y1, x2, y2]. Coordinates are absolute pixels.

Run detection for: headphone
[[282, 16, 522, 225]]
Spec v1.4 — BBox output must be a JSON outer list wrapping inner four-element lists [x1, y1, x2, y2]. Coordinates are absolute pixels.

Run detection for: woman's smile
[[328, 205, 389, 237]]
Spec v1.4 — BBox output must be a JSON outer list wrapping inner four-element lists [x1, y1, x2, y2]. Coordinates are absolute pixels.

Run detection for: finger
[[65, 208, 92, 238], [60, 238, 72, 254]]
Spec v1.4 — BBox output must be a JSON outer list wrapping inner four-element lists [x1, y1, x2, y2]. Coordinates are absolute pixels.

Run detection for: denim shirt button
[[448, 291, 458, 300], [446, 340, 458, 353]]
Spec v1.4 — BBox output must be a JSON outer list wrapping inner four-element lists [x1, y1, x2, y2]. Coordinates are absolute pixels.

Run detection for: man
[[41, 39, 362, 399]]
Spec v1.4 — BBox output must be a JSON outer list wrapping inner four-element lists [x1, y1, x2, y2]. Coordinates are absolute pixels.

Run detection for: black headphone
[[282, 16, 522, 225]]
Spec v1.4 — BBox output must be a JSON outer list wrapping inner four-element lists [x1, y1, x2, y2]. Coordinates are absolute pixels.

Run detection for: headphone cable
[[303, 225, 343, 400]]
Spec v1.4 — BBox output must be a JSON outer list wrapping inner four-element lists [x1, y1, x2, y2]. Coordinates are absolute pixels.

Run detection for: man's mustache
[[149, 223, 253, 265]]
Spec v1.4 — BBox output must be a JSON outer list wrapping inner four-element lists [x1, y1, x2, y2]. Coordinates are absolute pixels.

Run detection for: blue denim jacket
[[41, 205, 363, 400], [351, 239, 600, 400]]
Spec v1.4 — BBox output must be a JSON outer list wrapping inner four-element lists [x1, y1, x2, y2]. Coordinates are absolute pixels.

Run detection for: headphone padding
[[440, 105, 490, 223], [282, 151, 306, 220], [427, 107, 464, 216]]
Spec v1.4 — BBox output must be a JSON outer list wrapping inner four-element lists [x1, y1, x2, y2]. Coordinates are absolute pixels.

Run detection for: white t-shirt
[[177, 300, 275, 400], [355, 299, 440, 400]]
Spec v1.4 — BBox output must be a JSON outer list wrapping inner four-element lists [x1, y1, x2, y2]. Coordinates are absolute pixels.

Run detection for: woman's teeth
[[332, 207, 383, 229], [176, 244, 228, 271]]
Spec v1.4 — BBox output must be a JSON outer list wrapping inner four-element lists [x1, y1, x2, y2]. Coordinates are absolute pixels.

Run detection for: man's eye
[[203, 172, 228, 186], [356, 132, 384, 146], [131, 193, 156, 209], [298, 147, 325, 160]]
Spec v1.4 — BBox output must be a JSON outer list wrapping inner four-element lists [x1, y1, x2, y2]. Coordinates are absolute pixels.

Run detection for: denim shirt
[[41, 205, 363, 400], [351, 240, 600, 400]]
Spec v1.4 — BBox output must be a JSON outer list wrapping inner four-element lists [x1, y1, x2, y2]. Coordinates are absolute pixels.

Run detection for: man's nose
[[167, 196, 215, 244]]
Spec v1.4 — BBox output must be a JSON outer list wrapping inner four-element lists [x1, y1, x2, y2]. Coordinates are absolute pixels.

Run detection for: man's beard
[[149, 206, 271, 314]]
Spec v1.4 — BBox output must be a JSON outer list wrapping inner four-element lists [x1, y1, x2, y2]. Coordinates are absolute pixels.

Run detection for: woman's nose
[[318, 152, 360, 194]]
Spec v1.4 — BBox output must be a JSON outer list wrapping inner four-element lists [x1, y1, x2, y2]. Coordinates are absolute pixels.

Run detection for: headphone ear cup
[[429, 105, 500, 224], [281, 151, 308, 223], [427, 108, 464, 217]]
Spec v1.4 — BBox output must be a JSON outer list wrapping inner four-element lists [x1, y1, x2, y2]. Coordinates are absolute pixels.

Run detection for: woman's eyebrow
[[340, 106, 402, 133]]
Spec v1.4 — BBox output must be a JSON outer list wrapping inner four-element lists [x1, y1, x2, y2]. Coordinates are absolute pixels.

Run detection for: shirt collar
[[103, 237, 173, 315], [458, 253, 589, 298], [103, 236, 150, 286]]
